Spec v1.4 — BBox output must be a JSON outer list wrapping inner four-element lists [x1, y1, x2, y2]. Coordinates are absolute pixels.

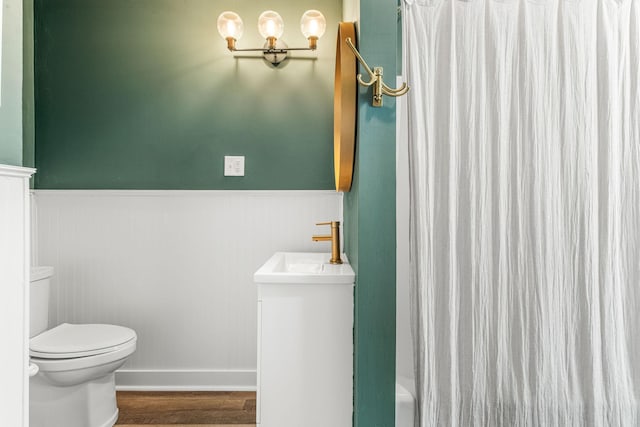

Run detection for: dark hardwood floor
[[115, 391, 256, 426]]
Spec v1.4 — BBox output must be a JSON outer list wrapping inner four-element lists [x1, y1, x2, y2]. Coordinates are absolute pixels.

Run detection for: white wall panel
[[33, 190, 342, 390]]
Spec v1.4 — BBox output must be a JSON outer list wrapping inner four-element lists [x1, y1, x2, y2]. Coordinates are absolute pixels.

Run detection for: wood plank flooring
[[115, 391, 256, 426]]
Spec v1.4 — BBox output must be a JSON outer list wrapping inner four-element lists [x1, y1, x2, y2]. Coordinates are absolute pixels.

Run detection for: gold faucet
[[312, 221, 343, 264]]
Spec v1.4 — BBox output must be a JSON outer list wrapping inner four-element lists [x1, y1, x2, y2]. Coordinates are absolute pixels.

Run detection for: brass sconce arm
[[224, 39, 319, 66], [345, 37, 409, 107], [228, 46, 318, 53], [225, 37, 319, 53]]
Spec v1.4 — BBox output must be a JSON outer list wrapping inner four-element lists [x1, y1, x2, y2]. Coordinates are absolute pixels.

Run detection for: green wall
[[0, 0, 24, 166], [345, 0, 397, 425], [34, 0, 340, 189], [23, 0, 35, 170]]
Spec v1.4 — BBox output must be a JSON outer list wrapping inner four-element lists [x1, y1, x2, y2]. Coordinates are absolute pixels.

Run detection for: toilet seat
[[30, 338, 136, 375], [30, 323, 137, 359]]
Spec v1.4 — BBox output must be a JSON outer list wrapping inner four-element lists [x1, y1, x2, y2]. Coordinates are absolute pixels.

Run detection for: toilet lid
[[30, 323, 137, 359]]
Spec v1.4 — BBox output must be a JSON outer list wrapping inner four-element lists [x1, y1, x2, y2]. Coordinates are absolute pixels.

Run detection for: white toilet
[[29, 266, 137, 427]]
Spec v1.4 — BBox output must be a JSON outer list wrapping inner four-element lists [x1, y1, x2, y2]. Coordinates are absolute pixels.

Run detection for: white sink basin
[[254, 252, 355, 284]]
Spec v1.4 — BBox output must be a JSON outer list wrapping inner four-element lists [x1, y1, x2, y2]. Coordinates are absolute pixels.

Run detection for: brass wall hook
[[345, 37, 409, 107]]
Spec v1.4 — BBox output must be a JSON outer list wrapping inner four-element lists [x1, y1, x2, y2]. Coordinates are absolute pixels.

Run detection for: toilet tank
[[30, 266, 54, 338]]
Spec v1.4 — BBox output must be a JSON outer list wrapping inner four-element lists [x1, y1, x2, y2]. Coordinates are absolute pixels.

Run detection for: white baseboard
[[115, 369, 257, 391]]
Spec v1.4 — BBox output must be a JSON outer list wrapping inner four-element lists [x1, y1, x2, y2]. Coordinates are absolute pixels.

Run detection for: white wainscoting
[[0, 165, 35, 427], [33, 190, 343, 390]]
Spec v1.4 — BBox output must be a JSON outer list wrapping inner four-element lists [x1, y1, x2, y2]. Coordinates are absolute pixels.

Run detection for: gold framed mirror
[[333, 22, 357, 192]]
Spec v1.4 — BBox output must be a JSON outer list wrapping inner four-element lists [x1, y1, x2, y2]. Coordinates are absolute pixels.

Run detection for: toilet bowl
[[29, 267, 137, 427]]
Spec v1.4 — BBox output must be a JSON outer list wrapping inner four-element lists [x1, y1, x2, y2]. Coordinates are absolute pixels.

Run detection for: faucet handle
[[316, 221, 340, 227]]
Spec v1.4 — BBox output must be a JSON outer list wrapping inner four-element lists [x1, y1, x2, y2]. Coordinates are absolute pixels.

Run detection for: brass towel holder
[[344, 37, 409, 107]]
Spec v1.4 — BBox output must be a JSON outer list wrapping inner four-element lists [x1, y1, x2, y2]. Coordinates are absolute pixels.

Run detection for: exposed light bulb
[[300, 10, 326, 39], [217, 11, 244, 46], [258, 11, 284, 39], [308, 20, 318, 35], [226, 21, 237, 37], [266, 20, 276, 36]]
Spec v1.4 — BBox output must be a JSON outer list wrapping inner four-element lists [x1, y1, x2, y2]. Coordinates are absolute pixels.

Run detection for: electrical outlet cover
[[224, 156, 245, 176]]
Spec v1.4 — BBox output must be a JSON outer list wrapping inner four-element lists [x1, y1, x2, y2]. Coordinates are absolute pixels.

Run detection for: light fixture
[[217, 9, 327, 66]]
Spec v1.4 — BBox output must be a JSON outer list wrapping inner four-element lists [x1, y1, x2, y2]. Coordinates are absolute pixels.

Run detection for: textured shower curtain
[[403, 0, 640, 425]]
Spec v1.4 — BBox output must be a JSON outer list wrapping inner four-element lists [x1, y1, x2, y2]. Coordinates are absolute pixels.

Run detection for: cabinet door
[[258, 283, 353, 427]]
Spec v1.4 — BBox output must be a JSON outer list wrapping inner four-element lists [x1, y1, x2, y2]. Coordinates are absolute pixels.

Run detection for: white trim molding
[[0, 164, 35, 178], [32, 189, 340, 197], [0, 164, 35, 427], [115, 369, 257, 391]]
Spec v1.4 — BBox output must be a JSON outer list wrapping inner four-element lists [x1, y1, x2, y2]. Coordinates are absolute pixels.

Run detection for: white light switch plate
[[224, 156, 245, 176]]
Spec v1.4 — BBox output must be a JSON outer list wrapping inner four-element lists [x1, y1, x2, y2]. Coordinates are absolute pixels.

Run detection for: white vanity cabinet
[[254, 252, 355, 427]]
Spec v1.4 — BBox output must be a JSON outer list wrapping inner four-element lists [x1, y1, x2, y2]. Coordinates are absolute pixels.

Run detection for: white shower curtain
[[403, 0, 640, 425]]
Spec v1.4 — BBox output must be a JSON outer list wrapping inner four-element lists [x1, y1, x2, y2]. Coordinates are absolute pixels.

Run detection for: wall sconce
[[217, 10, 327, 66]]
